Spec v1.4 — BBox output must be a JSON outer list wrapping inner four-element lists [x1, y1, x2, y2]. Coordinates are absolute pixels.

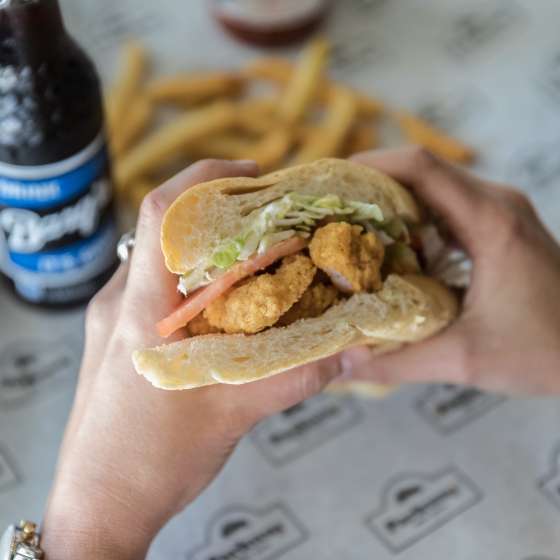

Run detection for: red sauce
[[211, 0, 330, 47]]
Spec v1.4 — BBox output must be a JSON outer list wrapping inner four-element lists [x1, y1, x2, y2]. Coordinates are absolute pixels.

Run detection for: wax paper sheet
[[1, 1, 560, 558]]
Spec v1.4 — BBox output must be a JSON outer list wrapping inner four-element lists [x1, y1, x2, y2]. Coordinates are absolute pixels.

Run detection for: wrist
[[41, 513, 152, 560], [41, 483, 156, 560]]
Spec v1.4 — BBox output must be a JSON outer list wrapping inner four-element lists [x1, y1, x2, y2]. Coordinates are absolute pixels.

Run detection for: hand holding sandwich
[[346, 147, 560, 395], [41, 151, 560, 560], [41, 160, 343, 560]]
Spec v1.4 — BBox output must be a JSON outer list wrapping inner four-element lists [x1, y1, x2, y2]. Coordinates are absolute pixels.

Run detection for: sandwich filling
[[157, 192, 425, 338], [177, 193, 387, 295]]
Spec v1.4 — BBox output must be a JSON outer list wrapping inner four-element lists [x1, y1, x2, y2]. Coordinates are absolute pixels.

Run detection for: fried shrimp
[[186, 313, 222, 336], [205, 254, 316, 334], [277, 282, 339, 326], [309, 222, 385, 293]]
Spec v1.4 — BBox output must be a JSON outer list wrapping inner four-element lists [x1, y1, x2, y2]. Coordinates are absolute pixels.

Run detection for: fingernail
[[235, 159, 258, 166]]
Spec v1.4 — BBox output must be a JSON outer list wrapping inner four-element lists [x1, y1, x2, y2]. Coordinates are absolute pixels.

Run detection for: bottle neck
[[0, 0, 66, 65]]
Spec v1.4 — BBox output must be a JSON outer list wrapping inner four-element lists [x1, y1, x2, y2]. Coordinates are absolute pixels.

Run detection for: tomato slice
[[156, 236, 308, 338]]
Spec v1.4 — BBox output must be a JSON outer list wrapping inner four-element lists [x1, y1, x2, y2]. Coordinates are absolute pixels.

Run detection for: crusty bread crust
[[134, 159, 456, 391], [162, 158, 421, 274], [134, 274, 458, 390]]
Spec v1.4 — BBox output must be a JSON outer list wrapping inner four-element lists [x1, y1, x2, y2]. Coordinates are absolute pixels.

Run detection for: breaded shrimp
[[309, 222, 384, 293], [277, 282, 339, 326], [205, 254, 316, 334], [187, 313, 222, 336]]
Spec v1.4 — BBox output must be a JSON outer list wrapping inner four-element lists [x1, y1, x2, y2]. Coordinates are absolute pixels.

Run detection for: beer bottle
[[0, 0, 117, 306]]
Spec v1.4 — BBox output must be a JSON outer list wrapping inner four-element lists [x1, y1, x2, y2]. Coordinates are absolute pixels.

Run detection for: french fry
[[250, 128, 293, 171], [147, 72, 245, 105], [244, 57, 383, 118], [296, 125, 317, 145], [116, 102, 237, 186], [238, 97, 277, 117], [106, 41, 149, 133], [292, 87, 357, 165], [235, 98, 279, 135], [109, 40, 475, 217], [187, 125, 292, 171], [279, 38, 329, 125], [343, 124, 378, 156], [395, 111, 476, 164], [127, 179, 157, 211], [111, 95, 153, 157], [333, 85, 383, 118], [186, 133, 257, 160]]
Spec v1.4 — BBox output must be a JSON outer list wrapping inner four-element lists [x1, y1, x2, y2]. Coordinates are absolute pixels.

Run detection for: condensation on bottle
[[0, 0, 117, 306]]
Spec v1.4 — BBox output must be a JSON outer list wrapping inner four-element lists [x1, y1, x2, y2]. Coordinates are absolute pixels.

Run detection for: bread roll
[[133, 159, 458, 390]]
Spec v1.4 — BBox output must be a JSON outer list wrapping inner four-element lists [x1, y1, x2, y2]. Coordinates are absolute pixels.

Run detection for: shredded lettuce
[[383, 243, 421, 275], [216, 192, 386, 264], [211, 241, 240, 269], [380, 217, 410, 243], [178, 192, 387, 294], [178, 267, 221, 295]]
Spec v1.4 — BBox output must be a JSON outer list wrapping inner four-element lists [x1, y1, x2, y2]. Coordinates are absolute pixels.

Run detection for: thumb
[[239, 355, 343, 423], [340, 329, 468, 387], [351, 147, 487, 254]]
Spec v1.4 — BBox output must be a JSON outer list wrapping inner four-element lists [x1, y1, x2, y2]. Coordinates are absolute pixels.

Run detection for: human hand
[[341, 147, 560, 395], [41, 160, 342, 560]]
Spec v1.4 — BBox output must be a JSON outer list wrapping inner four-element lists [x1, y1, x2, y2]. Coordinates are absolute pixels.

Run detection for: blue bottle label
[[0, 133, 117, 303]]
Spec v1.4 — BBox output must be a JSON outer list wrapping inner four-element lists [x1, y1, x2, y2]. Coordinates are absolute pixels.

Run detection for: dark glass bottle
[[0, 0, 117, 306]]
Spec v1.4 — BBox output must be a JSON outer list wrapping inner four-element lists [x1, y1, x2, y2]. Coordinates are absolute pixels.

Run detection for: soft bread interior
[[162, 158, 421, 274], [133, 275, 458, 390]]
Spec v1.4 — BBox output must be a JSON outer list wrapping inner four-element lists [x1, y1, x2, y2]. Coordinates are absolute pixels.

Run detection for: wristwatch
[[1, 522, 43, 559]]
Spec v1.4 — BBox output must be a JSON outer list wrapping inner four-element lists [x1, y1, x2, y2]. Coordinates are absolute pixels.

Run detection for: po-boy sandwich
[[133, 159, 458, 390]]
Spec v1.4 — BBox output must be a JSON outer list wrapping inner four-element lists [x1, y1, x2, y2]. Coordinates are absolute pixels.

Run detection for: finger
[[340, 328, 469, 387], [122, 160, 259, 338], [66, 264, 131, 449], [81, 263, 129, 377], [351, 147, 487, 252], [83, 263, 129, 355], [233, 355, 343, 429], [98, 261, 130, 302]]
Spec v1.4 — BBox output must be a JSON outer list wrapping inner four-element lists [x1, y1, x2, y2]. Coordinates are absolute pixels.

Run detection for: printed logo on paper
[[331, 36, 386, 74], [508, 137, 560, 192], [445, 1, 526, 59], [250, 393, 363, 466], [415, 384, 504, 435], [365, 466, 482, 553], [538, 50, 560, 102], [0, 338, 79, 408], [330, 0, 390, 74], [187, 503, 308, 560], [538, 443, 560, 513], [0, 446, 20, 493]]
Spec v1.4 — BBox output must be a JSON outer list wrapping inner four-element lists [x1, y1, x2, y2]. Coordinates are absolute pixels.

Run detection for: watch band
[[1, 522, 43, 560]]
